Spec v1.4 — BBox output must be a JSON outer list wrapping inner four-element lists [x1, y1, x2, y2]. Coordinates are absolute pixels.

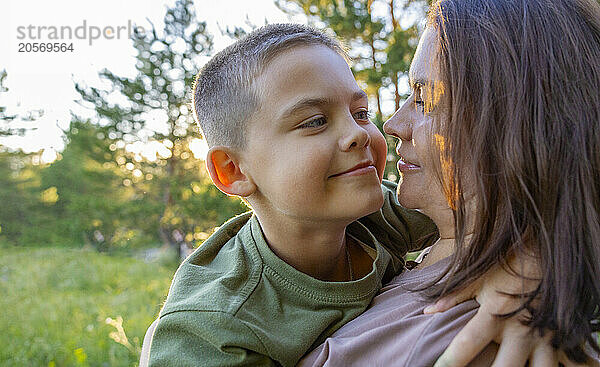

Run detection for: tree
[[75, 0, 246, 254], [0, 150, 37, 245], [0, 70, 44, 246], [0, 70, 16, 125], [29, 120, 132, 249], [0, 70, 42, 137]]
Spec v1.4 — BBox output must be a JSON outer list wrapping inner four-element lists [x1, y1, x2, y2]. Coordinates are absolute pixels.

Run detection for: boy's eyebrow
[[281, 97, 330, 120], [281, 91, 368, 120]]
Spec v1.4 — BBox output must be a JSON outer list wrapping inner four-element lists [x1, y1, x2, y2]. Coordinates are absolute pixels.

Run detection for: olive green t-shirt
[[147, 181, 437, 367]]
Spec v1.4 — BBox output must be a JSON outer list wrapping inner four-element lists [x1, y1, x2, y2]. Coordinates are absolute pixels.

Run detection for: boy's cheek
[[371, 129, 388, 181]]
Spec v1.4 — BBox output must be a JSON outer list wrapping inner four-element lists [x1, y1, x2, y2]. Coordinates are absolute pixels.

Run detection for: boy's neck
[[254, 211, 370, 282]]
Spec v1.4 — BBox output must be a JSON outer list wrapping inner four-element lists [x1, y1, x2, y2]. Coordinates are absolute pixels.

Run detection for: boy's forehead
[[252, 45, 365, 117]]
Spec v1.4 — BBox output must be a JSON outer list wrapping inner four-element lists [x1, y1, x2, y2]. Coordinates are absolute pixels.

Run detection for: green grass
[[0, 247, 174, 367]]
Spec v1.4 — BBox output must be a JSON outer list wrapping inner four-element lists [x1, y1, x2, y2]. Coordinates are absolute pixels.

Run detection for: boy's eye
[[353, 110, 371, 121], [299, 116, 327, 129]]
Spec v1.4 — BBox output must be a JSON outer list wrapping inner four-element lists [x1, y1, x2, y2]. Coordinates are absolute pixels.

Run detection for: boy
[[147, 23, 436, 367]]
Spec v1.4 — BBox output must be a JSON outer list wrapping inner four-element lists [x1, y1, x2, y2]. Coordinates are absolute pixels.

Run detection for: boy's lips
[[330, 161, 377, 178]]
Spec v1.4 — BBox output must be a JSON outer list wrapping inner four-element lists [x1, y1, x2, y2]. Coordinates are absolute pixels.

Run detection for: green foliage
[[28, 120, 146, 250], [0, 151, 39, 244], [0, 0, 248, 251], [75, 0, 212, 143], [0, 116, 246, 251], [0, 247, 173, 366], [75, 0, 246, 252]]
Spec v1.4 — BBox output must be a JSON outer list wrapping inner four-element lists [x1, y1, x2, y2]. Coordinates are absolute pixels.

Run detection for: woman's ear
[[205, 146, 256, 198]]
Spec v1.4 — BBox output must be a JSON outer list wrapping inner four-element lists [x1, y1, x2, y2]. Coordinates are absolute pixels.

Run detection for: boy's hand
[[423, 257, 597, 367]]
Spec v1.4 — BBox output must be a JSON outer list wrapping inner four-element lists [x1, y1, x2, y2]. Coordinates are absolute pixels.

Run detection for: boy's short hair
[[192, 23, 347, 149]]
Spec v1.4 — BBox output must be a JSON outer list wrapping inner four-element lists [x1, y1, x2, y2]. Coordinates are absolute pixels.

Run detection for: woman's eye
[[299, 117, 327, 129], [414, 84, 426, 111], [353, 110, 371, 121]]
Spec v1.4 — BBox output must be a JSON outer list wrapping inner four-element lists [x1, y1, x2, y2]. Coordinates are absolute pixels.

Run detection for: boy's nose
[[383, 101, 413, 142], [340, 122, 370, 151]]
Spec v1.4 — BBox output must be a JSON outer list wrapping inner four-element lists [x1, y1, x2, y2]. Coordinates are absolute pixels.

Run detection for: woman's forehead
[[409, 28, 441, 88]]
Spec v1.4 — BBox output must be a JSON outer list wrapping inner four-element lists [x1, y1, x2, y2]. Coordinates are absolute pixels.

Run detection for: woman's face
[[383, 28, 451, 218]]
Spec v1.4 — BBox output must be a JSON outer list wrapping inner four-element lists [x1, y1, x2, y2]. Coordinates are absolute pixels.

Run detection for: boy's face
[[241, 45, 387, 224]]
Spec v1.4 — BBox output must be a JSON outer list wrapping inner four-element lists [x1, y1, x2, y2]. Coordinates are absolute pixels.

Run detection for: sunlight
[[123, 140, 178, 162], [189, 138, 208, 160], [40, 148, 58, 164], [40, 186, 59, 204], [435, 133, 458, 210]]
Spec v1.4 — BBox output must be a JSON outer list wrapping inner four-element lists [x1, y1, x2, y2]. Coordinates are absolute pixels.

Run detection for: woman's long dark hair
[[427, 0, 600, 362]]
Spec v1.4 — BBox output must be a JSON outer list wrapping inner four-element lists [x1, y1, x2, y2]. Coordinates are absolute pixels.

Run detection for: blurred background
[[1, 0, 433, 365]]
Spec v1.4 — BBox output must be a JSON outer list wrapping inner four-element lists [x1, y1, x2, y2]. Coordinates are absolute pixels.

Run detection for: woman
[[300, 0, 600, 365]]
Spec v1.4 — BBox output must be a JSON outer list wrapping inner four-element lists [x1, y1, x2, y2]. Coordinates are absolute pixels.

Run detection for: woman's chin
[[397, 196, 420, 210], [396, 172, 446, 212], [395, 184, 423, 210]]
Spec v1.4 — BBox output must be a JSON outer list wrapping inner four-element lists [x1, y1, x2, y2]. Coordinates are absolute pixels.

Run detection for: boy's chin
[[344, 190, 385, 219]]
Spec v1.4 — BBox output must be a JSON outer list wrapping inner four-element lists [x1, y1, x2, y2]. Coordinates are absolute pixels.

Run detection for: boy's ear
[[206, 146, 256, 198]]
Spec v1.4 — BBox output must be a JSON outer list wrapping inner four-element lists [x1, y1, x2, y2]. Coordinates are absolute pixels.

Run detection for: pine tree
[[0, 71, 16, 127], [0, 70, 42, 137], [31, 121, 130, 249], [0, 150, 36, 245], [75, 0, 245, 255]]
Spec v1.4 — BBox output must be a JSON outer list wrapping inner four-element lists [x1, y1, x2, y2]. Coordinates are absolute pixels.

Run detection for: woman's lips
[[397, 157, 421, 172]]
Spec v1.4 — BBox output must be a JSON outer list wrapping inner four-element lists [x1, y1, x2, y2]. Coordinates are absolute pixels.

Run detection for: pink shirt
[[300, 258, 497, 367], [300, 257, 600, 366]]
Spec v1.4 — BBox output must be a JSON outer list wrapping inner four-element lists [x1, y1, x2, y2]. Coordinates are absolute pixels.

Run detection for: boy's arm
[[148, 311, 278, 367], [358, 180, 439, 261]]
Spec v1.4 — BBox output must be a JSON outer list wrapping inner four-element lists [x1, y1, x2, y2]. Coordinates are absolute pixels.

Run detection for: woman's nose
[[383, 101, 413, 142], [340, 121, 370, 151]]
